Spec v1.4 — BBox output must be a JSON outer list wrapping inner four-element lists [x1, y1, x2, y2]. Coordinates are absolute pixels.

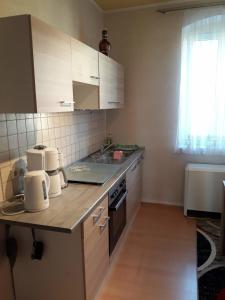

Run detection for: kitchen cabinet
[[10, 225, 85, 300], [126, 157, 143, 224], [0, 15, 73, 113], [71, 38, 99, 86], [99, 53, 125, 109], [83, 195, 109, 300], [74, 53, 125, 110]]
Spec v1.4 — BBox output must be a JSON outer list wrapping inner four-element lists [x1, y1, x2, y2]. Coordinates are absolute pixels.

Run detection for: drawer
[[84, 223, 109, 300], [84, 213, 109, 261], [83, 195, 108, 242], [83, 195, 109, 300]]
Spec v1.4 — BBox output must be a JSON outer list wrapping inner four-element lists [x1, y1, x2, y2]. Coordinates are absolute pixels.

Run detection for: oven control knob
[[114, 190, 118, 197]]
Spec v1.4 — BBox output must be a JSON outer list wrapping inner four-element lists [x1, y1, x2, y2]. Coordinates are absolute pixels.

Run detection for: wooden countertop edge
[[0, 149, 144, 233]]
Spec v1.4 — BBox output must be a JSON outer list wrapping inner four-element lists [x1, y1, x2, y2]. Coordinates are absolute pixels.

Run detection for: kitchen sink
[[81, 145, 137, 165]]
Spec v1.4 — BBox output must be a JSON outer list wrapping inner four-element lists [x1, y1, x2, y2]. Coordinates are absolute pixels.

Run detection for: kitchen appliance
[[24, 170, 50, 212], [44, 148, 61, 198], [26, 146, 62, 198], [108, 176, 127, 255], [58, 151, 68, 189]]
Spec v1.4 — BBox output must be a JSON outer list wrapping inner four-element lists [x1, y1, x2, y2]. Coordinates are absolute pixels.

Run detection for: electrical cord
[[1, 195, 25, 216]]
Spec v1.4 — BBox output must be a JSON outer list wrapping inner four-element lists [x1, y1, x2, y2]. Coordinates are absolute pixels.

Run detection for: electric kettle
[[24, 170, 50, 212]]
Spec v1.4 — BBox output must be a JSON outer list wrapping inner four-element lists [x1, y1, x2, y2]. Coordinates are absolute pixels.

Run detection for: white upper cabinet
[[31, 17, 74, 112], [0, 15, 73, 113], [0, 14, 124, 112], [99, 53, 124, 109], [71, 38, 99, 86], [74, 53, 125, 110]]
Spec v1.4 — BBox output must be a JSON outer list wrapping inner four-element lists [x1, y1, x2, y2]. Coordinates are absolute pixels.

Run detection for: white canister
[[24, 170, 50, 212]]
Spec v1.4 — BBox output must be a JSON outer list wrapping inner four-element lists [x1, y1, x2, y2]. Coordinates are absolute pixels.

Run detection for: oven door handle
[[110, 191, 128, 211]]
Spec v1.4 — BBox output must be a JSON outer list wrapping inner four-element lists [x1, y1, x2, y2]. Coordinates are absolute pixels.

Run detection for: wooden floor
[[97, 204, 197, 300]]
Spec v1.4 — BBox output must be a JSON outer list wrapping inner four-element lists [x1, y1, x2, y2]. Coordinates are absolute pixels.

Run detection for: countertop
[[0, 149, 144, 233]]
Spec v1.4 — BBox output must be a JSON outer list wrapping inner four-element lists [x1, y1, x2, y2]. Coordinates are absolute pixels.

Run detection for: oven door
[[109, 191, 127, 255]]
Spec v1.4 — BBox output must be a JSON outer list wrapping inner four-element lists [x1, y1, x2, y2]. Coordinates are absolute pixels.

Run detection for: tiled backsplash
[[0, 111, 106, 202]]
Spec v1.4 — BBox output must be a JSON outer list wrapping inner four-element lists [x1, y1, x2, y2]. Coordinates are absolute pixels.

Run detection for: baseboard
[[141, 199, 183, 207]]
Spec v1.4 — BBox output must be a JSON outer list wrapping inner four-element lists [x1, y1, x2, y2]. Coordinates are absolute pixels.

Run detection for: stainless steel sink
[[81, 147, 136, 165]]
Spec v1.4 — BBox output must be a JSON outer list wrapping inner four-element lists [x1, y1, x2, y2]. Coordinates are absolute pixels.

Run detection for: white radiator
[[184, 164, 225, 216]]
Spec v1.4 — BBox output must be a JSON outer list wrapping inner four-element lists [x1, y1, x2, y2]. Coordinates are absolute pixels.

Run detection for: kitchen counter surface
[[0, 149, 144, 233]]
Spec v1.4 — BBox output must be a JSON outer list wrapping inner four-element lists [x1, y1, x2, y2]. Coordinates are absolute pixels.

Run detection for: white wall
[[0, 0, 103, 49], [0, 1, 103, 299], [105, 7, 225, 206]]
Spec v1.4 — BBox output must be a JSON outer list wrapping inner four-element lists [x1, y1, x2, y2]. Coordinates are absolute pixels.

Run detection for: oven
[[108, 176, 127, 255]]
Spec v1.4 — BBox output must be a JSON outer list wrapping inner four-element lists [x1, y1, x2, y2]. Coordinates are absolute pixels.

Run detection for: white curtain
[[176, 7, 225, 154]]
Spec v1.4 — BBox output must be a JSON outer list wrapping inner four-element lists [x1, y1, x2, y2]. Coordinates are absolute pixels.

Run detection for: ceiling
[[94, 0, 178, 11]]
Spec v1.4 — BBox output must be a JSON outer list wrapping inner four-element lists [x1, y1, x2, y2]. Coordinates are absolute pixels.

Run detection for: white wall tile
[[8, 135, 18, 150], [42, 129, 49, 141], [0, 122, 7, 137], [26, 118, 34, 132], [17, 119, 26, 133], [41, 118, 48, 130], [34, 118, 42, 131], [18, 133, 27, 148], [35, 131, 43, 144], [16, 114, 25, 120], [19, 147, 27, 157], [25, 114, 33, 119], [6, 114, 16, 121], [0, 137, 8, 152], [27, 132, 35, 147], [7, 120, 17, 135], [0, 114, 6, 121], [9, 149, 19, 160]]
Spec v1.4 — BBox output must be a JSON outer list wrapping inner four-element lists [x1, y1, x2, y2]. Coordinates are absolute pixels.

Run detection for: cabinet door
[[99, 53, 124, 109], [83, 196, 109, 300], [0, 15, 37, 112], [126, 158, 142, 224], [71, 38, 99, 86], [31, 16, 73, 112]]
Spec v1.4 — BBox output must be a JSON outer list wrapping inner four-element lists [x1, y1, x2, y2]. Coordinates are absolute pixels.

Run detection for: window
[[176, 9, 225, 154]]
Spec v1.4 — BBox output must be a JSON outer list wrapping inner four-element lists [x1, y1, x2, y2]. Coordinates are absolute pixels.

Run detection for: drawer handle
[[90, 76, 100, 80], [92, 207, 105, 224], [59, 101, 75, 107], [108, 101, 120, 104], [99, 217, 110, 233]]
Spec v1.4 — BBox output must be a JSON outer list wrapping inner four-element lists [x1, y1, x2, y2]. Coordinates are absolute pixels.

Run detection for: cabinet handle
[[99, 216, 110, 233], [90, 76, 100, 80], [92, 206, 105, 224], [108, 101, 121, 104], [59, 101, 75, 107]]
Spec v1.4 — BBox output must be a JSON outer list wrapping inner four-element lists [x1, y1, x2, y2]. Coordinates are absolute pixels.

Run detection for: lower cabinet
[[3, 159, 143, 300], [10, 225, 85, 300], [126, 157, 143, 224], [83, 195, 109, 300]]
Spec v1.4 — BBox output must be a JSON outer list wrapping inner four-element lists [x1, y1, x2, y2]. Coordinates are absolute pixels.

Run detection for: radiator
[[184, 164, 225, 216]]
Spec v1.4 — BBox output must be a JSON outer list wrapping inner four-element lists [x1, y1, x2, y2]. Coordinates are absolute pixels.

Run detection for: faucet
[[100, 144, 113, 154]]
